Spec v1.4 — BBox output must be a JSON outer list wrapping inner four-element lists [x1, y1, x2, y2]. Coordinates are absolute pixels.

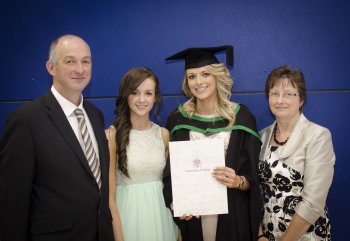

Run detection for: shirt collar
[[51, 86, 84, 117]]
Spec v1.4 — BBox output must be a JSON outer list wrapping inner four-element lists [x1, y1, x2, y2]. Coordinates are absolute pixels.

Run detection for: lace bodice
[[117, 123, 166, 185]]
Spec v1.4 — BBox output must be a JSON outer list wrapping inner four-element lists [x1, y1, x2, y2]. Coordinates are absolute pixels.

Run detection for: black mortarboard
[[165, 45, 234, 70]]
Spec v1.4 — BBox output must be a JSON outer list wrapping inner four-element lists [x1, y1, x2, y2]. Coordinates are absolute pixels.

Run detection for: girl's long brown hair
[[113, 67, 161, 177]]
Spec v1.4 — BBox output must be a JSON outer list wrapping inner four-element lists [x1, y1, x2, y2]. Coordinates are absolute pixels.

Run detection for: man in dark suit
[[0, 35, 114, 241]]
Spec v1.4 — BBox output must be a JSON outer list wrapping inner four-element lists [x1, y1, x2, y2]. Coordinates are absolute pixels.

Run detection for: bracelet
[[238, 176, 244, 190], [257, 234, 266, 240]]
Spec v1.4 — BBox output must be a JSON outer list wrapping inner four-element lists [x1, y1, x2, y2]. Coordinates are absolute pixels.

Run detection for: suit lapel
[[259, 123, 274, 161], [42, 91, 95, 179], [278, 114, 309, 159], [259, 115, 310, 160]]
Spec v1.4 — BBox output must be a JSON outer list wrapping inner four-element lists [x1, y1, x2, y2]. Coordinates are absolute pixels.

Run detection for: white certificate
[[169, 139, 228, 217]]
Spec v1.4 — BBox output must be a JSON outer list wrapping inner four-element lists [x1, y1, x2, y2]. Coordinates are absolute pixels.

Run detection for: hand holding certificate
[[169, 139, 228, 217]]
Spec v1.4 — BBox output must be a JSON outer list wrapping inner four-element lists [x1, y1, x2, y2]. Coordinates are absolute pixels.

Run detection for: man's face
[[47, 36, 92, 99]]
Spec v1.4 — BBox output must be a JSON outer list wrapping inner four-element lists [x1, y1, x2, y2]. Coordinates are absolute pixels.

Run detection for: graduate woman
[[163, 46, 262, 241]]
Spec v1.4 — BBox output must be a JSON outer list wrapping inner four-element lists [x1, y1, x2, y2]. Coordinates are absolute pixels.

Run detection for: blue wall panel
[[1, 1, 349, 100], [1, 1, 349, 240]]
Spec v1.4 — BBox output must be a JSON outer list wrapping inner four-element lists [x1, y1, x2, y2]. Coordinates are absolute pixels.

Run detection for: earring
[[299, 105, 302, 111]]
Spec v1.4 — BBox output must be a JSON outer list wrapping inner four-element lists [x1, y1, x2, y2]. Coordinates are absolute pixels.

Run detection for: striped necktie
[[74, 108, 101, 189]]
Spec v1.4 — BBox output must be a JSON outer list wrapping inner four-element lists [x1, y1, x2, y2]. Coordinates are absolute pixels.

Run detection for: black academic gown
[[163, 104, 262, 241]]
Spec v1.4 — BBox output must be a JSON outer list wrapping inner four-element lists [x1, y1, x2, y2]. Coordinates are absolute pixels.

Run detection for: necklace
[[273, 123, 289, 145]]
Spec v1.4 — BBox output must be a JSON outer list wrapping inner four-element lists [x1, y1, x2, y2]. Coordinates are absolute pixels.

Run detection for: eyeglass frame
[[268, 91, 300, 99]]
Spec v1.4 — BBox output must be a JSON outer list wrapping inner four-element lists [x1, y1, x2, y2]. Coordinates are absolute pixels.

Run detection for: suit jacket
[[259, 114, 335, 224], [0, 91, 114, 241]]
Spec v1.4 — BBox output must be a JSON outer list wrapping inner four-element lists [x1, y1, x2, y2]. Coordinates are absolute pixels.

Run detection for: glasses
[[269, 91, 299, 99]]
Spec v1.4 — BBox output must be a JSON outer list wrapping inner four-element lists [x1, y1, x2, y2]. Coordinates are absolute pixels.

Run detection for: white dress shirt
[[51, 86, 99, 158]]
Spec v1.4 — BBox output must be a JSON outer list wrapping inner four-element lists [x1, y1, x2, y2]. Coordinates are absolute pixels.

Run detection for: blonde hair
[[181, 63, 236, 126]]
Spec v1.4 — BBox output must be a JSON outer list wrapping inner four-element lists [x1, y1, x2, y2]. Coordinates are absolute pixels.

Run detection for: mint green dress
[[116, 123, 178, 241]]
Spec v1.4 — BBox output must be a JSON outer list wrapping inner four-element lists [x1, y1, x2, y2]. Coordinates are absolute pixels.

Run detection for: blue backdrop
[[1, 0, 349, 239]]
